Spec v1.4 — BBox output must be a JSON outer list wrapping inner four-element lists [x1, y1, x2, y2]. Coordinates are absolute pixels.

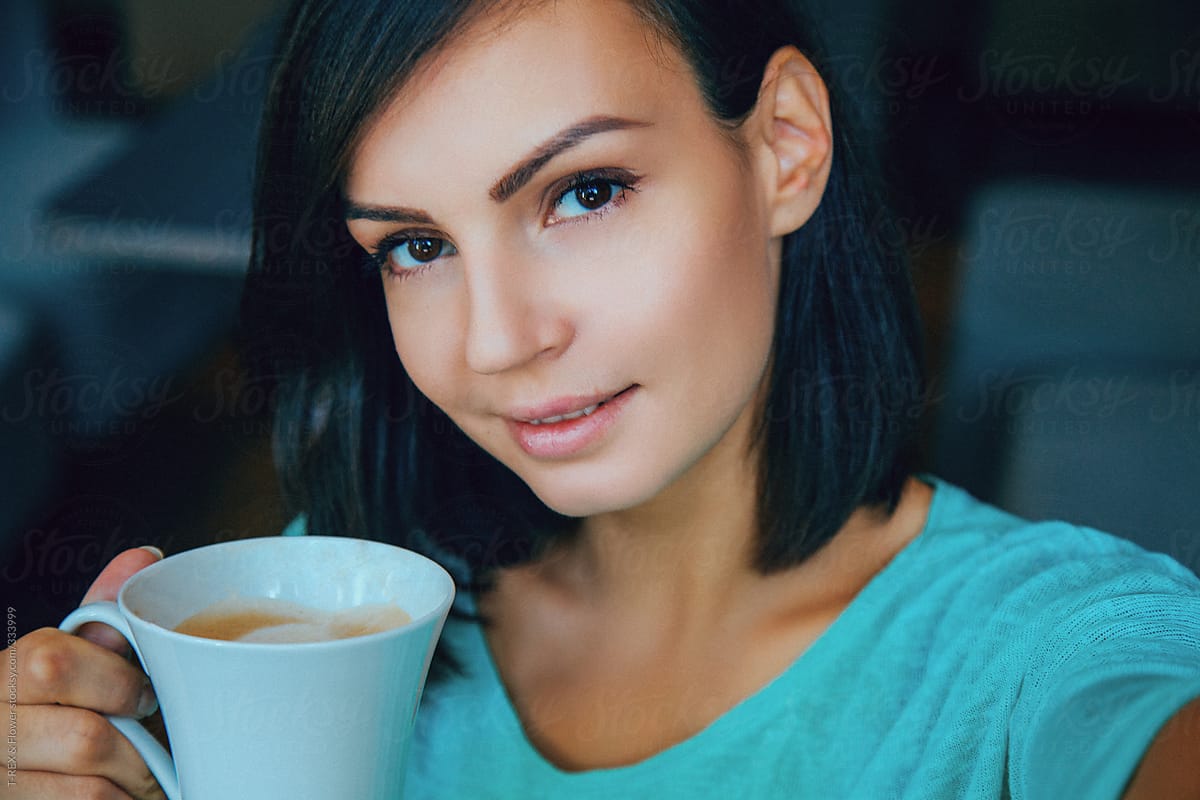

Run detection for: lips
[[524, 402, 602, 426], [511, 385, 637, 424], [505, 385, 639, 459]]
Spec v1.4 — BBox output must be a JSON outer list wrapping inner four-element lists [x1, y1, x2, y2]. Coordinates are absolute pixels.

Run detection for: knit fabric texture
[[403, 477, 1200, 799]]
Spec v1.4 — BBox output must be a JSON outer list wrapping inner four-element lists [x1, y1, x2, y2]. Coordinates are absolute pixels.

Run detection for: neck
[[528, 472, 931, 643], [531, 409, 767, 635]]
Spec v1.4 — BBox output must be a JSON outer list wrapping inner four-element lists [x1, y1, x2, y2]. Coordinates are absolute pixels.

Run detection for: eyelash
[[365, 167, 642, 282]]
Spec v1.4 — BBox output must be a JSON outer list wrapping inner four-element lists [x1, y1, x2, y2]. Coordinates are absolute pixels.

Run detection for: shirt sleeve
[[1007, 544, 1200, 800]]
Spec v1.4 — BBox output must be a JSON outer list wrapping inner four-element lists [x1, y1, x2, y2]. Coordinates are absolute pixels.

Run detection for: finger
[[7, 770, 136, 800], [77, 547, 164, 652], [15, 628, 156, 718], [14, 706, 166, 800]]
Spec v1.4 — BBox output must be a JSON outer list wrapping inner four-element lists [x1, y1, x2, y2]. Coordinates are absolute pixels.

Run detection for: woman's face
[[345, 0, 781, 518]]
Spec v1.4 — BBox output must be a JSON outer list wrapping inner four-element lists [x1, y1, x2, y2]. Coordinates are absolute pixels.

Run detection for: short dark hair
[[243, 0, 924, 601]]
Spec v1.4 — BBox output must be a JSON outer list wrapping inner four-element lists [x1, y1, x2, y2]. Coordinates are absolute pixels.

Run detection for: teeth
[[527, 402, 601, 426]]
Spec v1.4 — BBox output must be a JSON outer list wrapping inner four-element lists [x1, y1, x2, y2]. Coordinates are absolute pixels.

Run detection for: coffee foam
[[174, 596, 411, 643]]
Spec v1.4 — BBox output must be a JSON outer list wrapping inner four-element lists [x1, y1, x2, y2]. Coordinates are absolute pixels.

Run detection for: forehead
[[344, 0, 703, 200]]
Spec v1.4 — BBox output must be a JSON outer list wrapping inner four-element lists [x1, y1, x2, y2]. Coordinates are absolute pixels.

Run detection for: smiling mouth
[[525, 405, 600, 426], [519, 385, 637, 425]]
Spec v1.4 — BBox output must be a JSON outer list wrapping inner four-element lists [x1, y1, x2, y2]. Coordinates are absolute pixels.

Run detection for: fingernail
[[138, 545, 165, 561], [137, 681, 159, 717]]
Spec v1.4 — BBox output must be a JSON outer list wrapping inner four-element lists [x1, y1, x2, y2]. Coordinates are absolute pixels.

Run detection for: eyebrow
[[489, 115, 649, 202], [343, 204, 435, 225], [344, 114, 649, 222]]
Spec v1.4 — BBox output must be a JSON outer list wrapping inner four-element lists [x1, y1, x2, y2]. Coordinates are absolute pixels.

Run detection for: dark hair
[[242, 0, 924, 623]]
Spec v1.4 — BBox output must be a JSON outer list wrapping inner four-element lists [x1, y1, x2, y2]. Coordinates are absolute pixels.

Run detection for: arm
[[1122, 695, 1200, 800]]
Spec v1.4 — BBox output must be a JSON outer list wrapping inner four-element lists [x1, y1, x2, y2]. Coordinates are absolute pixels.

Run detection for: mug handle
[[59, 602, 182, 800]]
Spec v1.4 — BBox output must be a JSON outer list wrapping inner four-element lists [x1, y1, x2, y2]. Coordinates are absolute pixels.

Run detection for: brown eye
[[549, 174, 634, 221], [381, 235, 457, 274], [406, 238, 443, 263], [575, 181, 613, 210]]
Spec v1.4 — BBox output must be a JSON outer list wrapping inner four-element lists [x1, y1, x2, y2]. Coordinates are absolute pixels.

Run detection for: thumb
[[76, 545, 165, 653]]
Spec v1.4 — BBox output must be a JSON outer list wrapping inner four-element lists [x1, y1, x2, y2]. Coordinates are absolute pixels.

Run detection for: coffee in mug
[[174, 596, 412, 643], [57, 536, 455, 800]]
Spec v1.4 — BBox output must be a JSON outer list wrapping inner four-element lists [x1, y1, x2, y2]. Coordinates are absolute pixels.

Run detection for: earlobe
[[752, 47, 833, 237]]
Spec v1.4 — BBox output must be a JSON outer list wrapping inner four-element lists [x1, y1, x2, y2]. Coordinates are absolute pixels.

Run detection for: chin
[[523, 470, 664, 519]]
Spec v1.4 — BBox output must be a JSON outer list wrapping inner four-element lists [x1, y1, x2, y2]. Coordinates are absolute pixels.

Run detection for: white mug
[[58, 535, 455, 800]]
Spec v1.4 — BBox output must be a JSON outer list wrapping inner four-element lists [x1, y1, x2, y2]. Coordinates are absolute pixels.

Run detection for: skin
[[10, 0, 1196, 794], [1122, 696, 1200, 799]]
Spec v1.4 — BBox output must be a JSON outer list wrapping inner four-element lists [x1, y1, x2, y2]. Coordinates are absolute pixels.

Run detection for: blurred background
[[3, 0, 1199, 633]]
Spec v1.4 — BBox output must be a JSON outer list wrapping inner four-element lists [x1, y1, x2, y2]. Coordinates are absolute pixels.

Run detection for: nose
[[463, 254, 573, 375]]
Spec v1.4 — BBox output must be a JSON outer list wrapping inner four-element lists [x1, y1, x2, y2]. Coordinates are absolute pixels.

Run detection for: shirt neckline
[[463, 475, 950, 781]]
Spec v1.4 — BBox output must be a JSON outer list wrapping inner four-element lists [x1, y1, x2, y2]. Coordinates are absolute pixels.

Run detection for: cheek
[[383, 285, 459, 402], [655, 180, 775, 333]]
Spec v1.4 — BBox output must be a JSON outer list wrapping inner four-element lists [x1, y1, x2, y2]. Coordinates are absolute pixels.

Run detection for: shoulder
[[898, 480, 1200, 798], [887, 477, 1200, 666], [912, 477, 1200, 599], [281, 514, 308, 536]]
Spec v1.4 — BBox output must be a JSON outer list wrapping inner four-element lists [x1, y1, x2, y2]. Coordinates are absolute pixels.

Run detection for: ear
[[747, 47, 833, 237]]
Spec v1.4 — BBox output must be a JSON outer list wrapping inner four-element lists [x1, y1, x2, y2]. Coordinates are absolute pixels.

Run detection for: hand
[[9, 547, 168, 799]]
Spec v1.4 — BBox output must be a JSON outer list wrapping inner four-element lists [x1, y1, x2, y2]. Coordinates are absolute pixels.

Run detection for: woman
[[12, 1, 1200, 797]]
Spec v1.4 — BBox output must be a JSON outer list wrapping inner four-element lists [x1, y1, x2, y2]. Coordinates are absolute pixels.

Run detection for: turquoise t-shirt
[[396, 478, 1200, 799]]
